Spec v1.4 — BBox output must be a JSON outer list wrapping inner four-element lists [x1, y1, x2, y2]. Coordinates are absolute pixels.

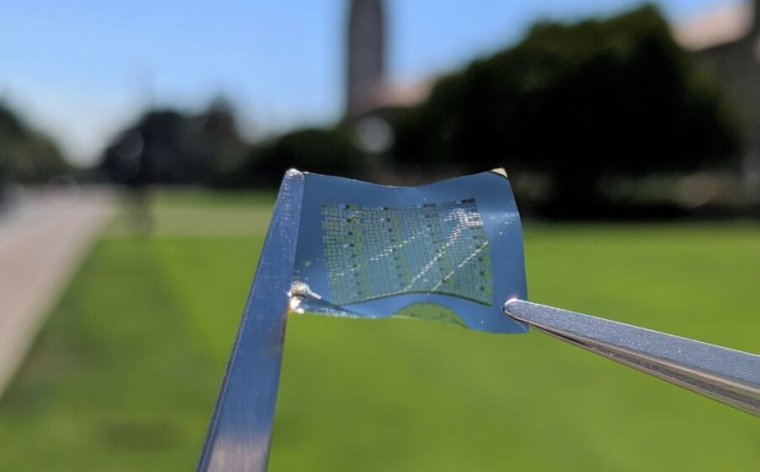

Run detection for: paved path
[[0, 187, 114, 397]]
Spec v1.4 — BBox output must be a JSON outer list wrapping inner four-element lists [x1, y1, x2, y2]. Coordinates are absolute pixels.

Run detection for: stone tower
[[345, 0, 386, 119]]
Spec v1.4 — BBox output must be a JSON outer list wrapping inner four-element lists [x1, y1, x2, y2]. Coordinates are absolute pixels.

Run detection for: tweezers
[[505, 299, 760, 417]]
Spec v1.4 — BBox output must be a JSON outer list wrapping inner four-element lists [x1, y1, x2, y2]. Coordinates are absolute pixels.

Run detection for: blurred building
[[675, 0, 760, 201], [344, 0, 429, 120], [345, 0, 387, 119]]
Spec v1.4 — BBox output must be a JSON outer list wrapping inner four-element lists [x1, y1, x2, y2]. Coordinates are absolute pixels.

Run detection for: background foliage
[[87, 6, 745, 215], [392, 6, 742, 209], [0, 102, 69, 185]]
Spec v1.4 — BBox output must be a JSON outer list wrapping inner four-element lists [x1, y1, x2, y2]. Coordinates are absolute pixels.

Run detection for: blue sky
[[0, 0, 741, 164]]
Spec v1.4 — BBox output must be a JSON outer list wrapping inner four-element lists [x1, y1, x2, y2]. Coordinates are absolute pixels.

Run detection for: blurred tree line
[[392, 5, 741, 212], [94, 6, 742, 214], [0, 101, 70, 200], [99, 98, 249, 189]]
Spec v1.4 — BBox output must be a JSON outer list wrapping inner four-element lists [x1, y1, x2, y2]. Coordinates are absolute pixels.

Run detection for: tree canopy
[[392, 5, 742, 206], [99, 99, 248, 187], [0, 102, 69, 184]]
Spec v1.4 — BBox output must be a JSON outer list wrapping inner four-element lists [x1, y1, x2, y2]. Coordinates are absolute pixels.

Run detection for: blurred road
[[0, 187, 114, 397]]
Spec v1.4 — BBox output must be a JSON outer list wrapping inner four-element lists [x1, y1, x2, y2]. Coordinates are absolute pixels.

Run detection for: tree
[[189, 97, 250, 180], [392, 6, 742, 210], [99, 99, 249, 187], [0, 101, 69, 184]]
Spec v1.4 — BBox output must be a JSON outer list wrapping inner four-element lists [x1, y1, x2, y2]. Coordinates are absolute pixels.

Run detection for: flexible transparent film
[[292, 170, 528, 334], [321, 199, 492, 305]]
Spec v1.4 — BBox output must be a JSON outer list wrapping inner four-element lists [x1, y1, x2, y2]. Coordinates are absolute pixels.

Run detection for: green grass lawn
[[1, 192, 760, 471]]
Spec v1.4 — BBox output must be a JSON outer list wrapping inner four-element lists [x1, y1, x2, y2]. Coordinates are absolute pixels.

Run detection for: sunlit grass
[[1, 192, 759, 471]]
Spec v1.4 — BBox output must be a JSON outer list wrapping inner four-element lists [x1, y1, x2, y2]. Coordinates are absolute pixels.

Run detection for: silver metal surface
[[197, 169, 305, 472], [504, 299, 760, 416]]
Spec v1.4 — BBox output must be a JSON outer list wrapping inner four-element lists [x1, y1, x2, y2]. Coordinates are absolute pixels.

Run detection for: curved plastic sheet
[[291, 170, 528, 334], [198, 169, 530, 472]]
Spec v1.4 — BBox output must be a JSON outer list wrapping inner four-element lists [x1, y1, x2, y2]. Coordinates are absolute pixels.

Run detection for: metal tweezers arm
[[504, 299, 760, 417], [197, 170, 305, 472]]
